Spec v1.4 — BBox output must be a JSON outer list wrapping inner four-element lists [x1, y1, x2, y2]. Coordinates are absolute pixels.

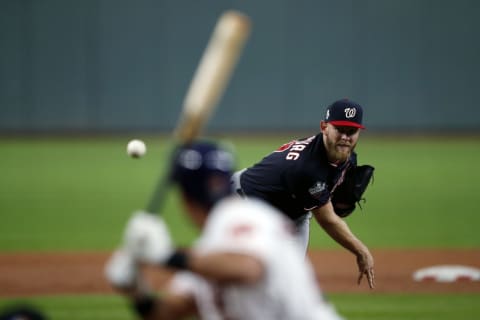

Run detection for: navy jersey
[[240, 134, 357, 220]]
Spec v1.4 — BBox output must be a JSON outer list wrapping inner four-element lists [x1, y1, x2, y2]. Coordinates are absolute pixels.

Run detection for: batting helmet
[[171, 141, 235, 208]]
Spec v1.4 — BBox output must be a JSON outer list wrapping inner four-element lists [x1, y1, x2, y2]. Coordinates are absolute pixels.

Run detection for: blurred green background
[[1, 293, 480, 320], [1, 135, 479, 251]]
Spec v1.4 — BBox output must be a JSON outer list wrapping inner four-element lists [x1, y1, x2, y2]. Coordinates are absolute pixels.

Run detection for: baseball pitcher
[[231, 98, 376, 288]]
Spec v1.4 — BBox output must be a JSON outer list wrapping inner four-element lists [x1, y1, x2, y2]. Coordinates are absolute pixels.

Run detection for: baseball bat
[[146, 10, 251, 214]]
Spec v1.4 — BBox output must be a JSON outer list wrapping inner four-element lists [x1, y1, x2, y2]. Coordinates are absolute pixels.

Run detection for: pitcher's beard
[[326, 140, 355, 163], [333, 146, 351, 162]]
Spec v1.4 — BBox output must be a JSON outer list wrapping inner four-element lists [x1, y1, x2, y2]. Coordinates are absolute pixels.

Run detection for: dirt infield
[[1, 249, 479, 297]]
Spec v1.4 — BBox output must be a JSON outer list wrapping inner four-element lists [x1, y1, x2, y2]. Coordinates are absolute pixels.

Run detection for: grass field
[[1, 134, 480, 319], [1, 134, 479, 250], [1, 293, 480, 320]]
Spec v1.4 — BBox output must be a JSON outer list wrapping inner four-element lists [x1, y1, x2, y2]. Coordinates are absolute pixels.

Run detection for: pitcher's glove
[[331, 165, 375, 218]]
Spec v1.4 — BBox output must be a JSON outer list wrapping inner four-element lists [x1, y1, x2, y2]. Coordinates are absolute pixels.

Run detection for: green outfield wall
[[1, 0, 479, 132]]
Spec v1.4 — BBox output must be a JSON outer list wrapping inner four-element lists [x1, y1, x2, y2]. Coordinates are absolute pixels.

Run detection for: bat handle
[[145, 173, 170, 214], [145, 145, 179, 214]]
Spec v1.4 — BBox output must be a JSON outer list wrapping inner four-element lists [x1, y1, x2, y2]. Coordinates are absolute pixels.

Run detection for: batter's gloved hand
[[123, 211, 174, 265], [331, 165, 375, 217], [105, 249, 138, 289]]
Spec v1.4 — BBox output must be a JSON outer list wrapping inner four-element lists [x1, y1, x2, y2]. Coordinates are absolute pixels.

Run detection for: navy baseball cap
[[324, 99, 365, 129], [171, 141, 235, 208]]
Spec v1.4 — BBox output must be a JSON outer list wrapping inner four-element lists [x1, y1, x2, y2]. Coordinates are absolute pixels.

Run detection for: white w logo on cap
[[344, 108, 356, 118]]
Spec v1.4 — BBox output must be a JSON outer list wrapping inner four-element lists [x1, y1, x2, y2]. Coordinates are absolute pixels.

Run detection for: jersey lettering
[[230, 224, 254, 237], [285, 136, 315, 160], [290, 145, 306, 152], [286, 152, 300, 160]]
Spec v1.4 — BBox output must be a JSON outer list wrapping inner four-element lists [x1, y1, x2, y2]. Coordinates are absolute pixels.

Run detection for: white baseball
[[127, 139, 147, 158]]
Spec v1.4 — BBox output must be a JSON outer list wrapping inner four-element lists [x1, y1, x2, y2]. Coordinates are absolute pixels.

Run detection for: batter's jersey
[[168, 196, 344, 320], [240, 134, 357, 220]]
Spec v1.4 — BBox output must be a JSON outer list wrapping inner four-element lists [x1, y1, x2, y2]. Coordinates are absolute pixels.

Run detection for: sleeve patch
[[308, 181, 327, 199]]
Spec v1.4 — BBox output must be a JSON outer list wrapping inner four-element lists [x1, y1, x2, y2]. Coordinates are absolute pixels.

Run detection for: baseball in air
[[127, 139, 147, 158]]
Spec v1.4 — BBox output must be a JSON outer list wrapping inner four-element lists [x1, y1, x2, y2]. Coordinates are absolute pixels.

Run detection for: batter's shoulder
[[210, 196, 288, 225]]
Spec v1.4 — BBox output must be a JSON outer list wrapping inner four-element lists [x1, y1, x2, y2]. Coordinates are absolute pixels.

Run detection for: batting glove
[[105, 249, 138, 288], [123, 211, 174, 265]]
